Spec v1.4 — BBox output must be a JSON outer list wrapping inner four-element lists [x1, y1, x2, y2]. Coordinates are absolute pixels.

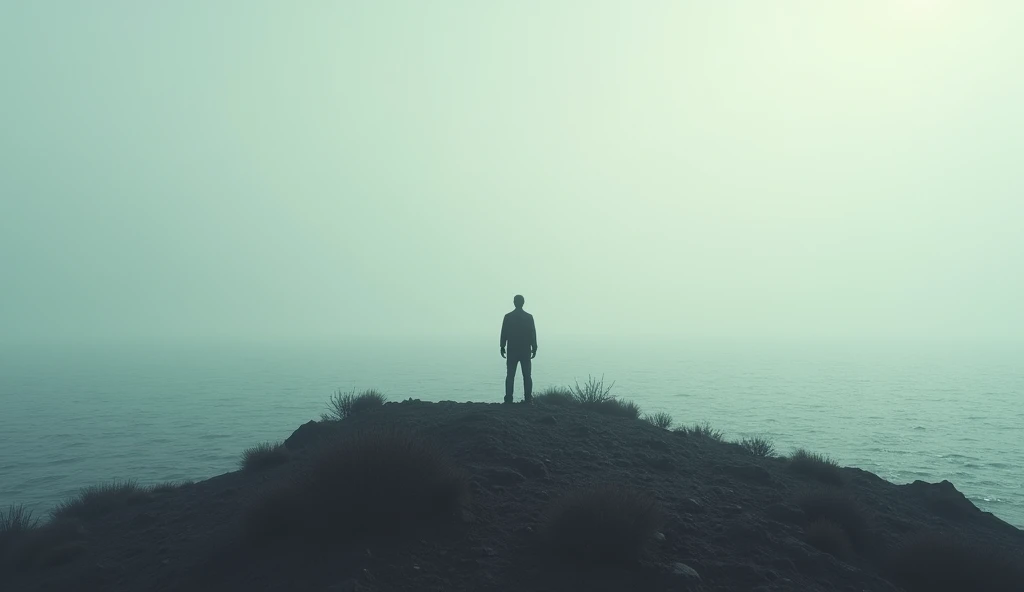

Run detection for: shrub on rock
[[246, 429, 468, 540], [586, 398, 642, 420], [544, 485, 663, 564], [643, 412, 674, 429], [739, 436, 776, 458], [534, 387, 576, 406], [674, 422, 724, 442], [569, 375, 615, 405], [51, 480, 151, 521], [0, 505, 38, 541], [547, 376, 641, 418], [788, 449, 843, 486], [240, 441, 290, 472], [322, 388, 387, 421]]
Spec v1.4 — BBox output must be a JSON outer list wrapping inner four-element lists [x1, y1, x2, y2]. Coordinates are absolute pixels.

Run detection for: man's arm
[[500, 315, 508, 357], [530, 316, 538, 358]]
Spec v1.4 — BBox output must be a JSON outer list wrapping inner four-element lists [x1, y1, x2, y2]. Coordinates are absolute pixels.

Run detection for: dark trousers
[[505, 352, 533, 402]]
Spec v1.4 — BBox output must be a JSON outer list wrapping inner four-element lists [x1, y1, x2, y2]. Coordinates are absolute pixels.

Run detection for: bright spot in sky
[[898, 0, 946, 17], [888, 0, 953, 28]]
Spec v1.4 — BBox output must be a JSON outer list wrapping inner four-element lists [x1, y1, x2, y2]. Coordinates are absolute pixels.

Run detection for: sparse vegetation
[[1, 505, 38, 540], [544, 485, 663, 564], [788, 449, 844, 486], [552, 376, 642, 419], [739, 436, 776, 458], [150, 480, 194, 493], [885, 533, 1024, 592], [240, 441, 290, 472], [805, 519, 853, 560], [321, 388, 388, 421], [245, 429, 468, 540], [798, 489, 869, 549], [569, 375, 615, 405], [586, 397, 642, 419], [643, 412, 674, 429], [51, 480, 152, 521], [534, 386, 576, 406], [674, 421, 724, 442]]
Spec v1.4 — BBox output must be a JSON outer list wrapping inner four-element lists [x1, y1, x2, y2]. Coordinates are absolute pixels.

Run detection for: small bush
[[544, 485, 663, 564], [569, 375, 615, 405], [535, 387, 576, 406], [584, 398, 642, 420], [805, 519, 853, 560], [798, 489, 869, 549], [674, 421, 724, 442], [788, 449, 844, 486], [1, 504, 39, 563], [240, 442, 290, 472], [885, 533, 1024, 592], [245, 429, 468, 540], [51, 480, 151, 521], [643, 412, 674, 429], [322, 388, 387, 421], [1, 505, 38, 539], [739, 436, 776, 458]]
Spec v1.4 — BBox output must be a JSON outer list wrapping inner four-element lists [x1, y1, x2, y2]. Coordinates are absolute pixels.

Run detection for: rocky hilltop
[[3, 398, 1023, 591]]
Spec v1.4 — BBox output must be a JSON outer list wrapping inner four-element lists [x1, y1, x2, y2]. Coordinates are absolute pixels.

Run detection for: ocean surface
[[1, 339, 1021, 529]]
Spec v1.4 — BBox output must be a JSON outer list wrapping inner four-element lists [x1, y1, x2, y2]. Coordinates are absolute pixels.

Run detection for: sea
[[1, 339, 1021, 529]]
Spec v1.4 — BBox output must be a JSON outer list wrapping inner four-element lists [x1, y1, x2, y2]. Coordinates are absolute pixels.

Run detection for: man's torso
[[503, 309, 534, 354]]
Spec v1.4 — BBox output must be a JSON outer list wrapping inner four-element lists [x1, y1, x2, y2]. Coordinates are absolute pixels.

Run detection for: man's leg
[[505, 356, 518, 403], [521, 355, 533, 401]]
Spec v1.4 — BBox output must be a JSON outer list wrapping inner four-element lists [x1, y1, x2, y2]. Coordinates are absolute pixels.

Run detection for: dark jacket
[[500, 309, 537, 355]]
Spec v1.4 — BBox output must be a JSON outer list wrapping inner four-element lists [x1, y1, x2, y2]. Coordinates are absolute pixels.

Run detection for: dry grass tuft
[[739, 436, 776, 458], [569, 375, 615, 405], [674, 421, 724, 442], [322, 388, 388, 421], [534, 387, 576, 406], [585, 398, 643, 420], [51, 480, 151, 522], [788, 449, 844, 486], [240, 441, 290, 472], [1, 505, 38, 539], [643, 412, 674, 429]]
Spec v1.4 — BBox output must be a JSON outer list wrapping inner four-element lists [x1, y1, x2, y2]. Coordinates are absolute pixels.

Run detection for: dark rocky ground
[[3, 399, 1023, 592]]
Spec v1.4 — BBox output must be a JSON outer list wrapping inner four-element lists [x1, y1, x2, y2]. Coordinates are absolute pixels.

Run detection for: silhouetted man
[[500, 294, 537, 404]]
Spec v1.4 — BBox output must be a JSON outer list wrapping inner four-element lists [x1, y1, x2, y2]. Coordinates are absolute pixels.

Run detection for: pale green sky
[[1, 1, 1022, 346]]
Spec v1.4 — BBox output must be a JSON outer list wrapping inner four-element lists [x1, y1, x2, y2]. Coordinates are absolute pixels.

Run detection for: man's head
[[513, 294, 525, 309]]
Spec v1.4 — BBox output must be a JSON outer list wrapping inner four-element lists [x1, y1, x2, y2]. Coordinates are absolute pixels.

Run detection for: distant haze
[[2, 2, 1022, 348]]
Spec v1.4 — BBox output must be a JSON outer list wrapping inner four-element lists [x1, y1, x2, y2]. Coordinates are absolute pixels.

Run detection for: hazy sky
[[2, 1, 1022, 347]]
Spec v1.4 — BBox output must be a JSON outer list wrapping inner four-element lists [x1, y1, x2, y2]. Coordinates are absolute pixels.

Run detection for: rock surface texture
[[3, 400, 1022, 591]]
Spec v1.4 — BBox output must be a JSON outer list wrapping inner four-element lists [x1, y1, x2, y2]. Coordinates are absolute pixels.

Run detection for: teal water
[[1, 340, 1021, 529]]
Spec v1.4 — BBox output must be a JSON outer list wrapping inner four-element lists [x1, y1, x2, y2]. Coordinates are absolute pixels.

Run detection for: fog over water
[[1, 2, 1022, 530], [1, 341, 1022, 528]]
